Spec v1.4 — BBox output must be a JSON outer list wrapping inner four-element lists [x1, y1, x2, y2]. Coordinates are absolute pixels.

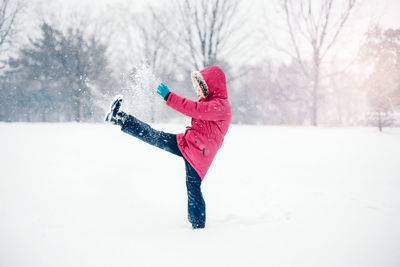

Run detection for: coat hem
[[176, 135, 206, 181]]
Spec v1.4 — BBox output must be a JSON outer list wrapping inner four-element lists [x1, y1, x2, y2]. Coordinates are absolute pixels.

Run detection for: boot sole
[[104, 94, 123, 122]]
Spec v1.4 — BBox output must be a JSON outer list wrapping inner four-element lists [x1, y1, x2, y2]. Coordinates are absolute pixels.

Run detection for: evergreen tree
[[361, 26, 400, 131], [2, 22, 114, 122]]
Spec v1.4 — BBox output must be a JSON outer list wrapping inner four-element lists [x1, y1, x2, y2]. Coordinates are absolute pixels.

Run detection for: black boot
[[104, 95, 126, 126]]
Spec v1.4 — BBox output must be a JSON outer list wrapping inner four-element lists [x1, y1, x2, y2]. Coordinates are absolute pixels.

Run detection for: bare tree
[[280, 0, 356, 126], [0, 0, 24, 57], [149, 0, 245, 73], [126, 7, 177, 80], [178, 0, 241, 70]]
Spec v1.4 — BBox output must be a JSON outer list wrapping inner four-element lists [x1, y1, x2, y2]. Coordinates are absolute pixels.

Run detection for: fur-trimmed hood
[[191, 66, 228, 100]]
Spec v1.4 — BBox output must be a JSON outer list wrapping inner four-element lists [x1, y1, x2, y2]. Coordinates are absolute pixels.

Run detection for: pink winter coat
[[166, 66, 232, 180]]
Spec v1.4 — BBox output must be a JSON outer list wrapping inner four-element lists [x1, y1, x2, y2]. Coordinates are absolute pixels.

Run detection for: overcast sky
[[30, 0, 400, 28], [25, 0, 400, 69]]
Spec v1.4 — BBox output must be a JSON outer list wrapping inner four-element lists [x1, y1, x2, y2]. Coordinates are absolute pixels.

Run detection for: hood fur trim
[[191, 70, 209, 98]]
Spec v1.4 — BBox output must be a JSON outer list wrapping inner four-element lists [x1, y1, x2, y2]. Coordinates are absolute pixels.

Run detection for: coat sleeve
[[166, 92, 230, 121]]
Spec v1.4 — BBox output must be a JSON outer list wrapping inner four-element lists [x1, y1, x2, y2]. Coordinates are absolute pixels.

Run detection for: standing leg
[[185, 160, 206, 229], [120, 114, 182, 157]]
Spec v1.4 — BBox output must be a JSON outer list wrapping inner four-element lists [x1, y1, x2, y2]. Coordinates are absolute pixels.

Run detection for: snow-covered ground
[[1, 123, 399, 267]]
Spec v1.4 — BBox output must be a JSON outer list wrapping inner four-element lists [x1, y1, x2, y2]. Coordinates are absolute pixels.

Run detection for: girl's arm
[[166, 92, 229, 121]]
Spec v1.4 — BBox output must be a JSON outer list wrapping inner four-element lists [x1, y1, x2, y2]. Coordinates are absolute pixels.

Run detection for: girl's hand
[[156, 83, 171, 100]]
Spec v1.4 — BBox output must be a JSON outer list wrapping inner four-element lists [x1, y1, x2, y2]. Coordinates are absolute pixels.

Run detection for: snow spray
[[92, 64, 162, 122], [120, 64, 162, 122]]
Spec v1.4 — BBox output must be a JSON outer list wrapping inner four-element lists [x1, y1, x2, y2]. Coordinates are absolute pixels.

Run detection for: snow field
[[0, 123, 399, 267]]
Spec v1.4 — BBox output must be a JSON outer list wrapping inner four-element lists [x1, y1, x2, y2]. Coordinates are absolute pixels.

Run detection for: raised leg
[[120, 114, 182, 157]]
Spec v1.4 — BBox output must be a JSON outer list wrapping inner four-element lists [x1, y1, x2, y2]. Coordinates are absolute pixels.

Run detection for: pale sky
[[25, 0, 400, 70], [30, 0, 400, 29]]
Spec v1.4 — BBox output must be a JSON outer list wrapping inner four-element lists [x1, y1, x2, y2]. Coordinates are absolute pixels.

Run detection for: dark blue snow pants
[[120, 115, 206, 229]]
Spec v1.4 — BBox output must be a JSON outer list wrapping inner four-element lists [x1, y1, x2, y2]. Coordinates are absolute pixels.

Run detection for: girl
[[105, 65, 231, 229]]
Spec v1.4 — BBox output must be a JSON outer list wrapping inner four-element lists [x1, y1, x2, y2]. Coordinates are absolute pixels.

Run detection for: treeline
[[0, 0, 399, 130]]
